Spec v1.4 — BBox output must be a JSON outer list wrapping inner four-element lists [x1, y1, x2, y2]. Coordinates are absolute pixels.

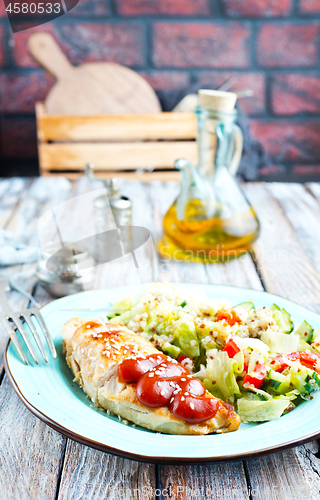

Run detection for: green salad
[[108, 284, 320, 423]]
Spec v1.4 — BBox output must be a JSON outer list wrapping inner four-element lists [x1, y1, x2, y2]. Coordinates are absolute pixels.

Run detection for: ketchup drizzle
[[118, 353, 220, 424]]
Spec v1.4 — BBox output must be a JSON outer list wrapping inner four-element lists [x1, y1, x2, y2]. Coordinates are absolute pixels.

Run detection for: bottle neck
[[196, 106, 237, 178]]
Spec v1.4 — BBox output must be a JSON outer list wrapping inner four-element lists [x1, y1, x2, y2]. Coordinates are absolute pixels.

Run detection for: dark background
[[1, 0, 320, 181]]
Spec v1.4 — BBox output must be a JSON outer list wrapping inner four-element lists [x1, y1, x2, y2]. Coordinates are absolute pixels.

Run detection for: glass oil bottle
[[160, 90, 260, 263]]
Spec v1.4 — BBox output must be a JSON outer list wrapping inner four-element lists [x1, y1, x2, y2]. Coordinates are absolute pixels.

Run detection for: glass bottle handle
[[229, 124, 243, 176]]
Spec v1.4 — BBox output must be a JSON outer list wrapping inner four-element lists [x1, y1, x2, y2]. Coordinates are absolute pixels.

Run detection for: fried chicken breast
[[62, 317, 241, 435]]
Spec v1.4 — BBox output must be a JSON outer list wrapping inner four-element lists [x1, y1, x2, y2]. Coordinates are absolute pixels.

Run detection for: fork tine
[[22, 313, 48, 363], [0, 317, 28, 365], [31, 310, 57, 359], [11, 314, 39, 364]]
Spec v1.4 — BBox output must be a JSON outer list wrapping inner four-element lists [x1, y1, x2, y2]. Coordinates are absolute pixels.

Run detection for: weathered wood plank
[[58, 440, 155, 500], [0, 177, 29, 228], [160, 463, 250, 500], [243, 183, 320, 312], [244, 445, 320, 500], [0, 178, 13, 199], [206, 253, 262, 291], [267, 183, 320, 276], [5, 176, 72, 241], [39, 141, 197, 170], [306, 182, 320, 201], [0, 358, 66, 500], [36, 107, 197, 142], [44, 170, 181, 183], [294, 441, 320, 498], [243, 182, 320, 500]]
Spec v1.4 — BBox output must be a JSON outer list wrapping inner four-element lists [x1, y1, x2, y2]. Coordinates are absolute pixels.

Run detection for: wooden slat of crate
[[36, 103, 197, 141], [41, 170, 181, 182], [39, 141, 197, 170], [36, 102, 197, 181]]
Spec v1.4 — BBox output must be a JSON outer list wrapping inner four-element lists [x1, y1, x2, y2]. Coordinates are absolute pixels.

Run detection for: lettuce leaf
[[108, 296, 135, 316], [237, 398, 291, 422], [173, 319, 200, 358], [206, 351, 243, 402], [289, 364, 315, 394], [261, 330, 299, 354]]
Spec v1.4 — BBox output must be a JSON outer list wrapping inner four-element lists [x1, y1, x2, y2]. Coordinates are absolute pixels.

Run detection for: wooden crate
[[36, 102, 198, 182]]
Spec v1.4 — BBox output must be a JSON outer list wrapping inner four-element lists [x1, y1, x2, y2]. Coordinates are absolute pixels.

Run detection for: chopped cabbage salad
[[108, 284, 320, 423]]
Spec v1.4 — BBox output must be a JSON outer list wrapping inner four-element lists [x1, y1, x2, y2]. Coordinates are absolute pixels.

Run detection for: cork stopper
[[198, 89, 237, 111]]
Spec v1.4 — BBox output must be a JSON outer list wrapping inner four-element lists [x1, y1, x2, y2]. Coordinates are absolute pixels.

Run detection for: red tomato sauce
[[117, 353, 220, 424]]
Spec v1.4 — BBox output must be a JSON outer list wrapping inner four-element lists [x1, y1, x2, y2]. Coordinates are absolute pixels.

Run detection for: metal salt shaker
[[94, 179, 132, 262]]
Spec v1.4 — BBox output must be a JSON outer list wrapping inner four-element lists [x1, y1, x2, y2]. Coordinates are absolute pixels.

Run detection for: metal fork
[[0, 278, 56, 364]]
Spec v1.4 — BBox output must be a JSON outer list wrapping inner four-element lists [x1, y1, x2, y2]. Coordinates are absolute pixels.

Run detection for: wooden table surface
[[1, 177, 320, 500]]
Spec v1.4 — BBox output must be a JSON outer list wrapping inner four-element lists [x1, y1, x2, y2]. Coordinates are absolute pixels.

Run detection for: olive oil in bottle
[[161, 201, 260, 263], [159, 90, 260, 263]]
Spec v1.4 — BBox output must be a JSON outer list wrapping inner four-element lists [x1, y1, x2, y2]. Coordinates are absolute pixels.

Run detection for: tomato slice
[[270, 351, 320, 374], [270, 352, 300, 372], [216, 309, 241, 327], [223, 339, 240, 358], [300, 351, 320, 373], [243, 363, 267, 389]]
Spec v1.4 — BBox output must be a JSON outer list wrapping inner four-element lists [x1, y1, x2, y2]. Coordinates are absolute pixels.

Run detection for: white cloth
[[0, 229, 40, 266]]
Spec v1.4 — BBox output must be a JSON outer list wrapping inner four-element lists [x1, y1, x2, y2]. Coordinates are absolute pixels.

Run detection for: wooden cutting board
[[28, 33, 161, 115]]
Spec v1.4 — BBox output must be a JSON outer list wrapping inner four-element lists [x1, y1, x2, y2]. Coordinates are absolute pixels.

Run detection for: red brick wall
[[1, 0, 320, 179]]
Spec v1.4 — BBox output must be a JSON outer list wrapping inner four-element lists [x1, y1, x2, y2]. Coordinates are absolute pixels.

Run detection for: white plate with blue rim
[[5, 283, 320, 463]]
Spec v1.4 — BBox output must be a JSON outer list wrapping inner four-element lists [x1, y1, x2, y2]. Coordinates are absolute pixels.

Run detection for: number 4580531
[[6, 3, 61, 13]]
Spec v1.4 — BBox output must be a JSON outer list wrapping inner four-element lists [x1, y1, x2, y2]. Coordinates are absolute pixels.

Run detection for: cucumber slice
[[234, 301, 254, 312], [269, 380, 281, 390], [312, 372, 320, 388], [280, 308, 294, 334], [290, 366, 314, 394], [304, 382, 314, 393], [271, 304, 294, 333], [296, 320, 314, 343], [270, 303, 281, 311], [298, 339, 313, 351], [267, 369, 289, 383], [304, 374, 320, 393], [273, 311, 287, 332], [266, 369, 290, 394]]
